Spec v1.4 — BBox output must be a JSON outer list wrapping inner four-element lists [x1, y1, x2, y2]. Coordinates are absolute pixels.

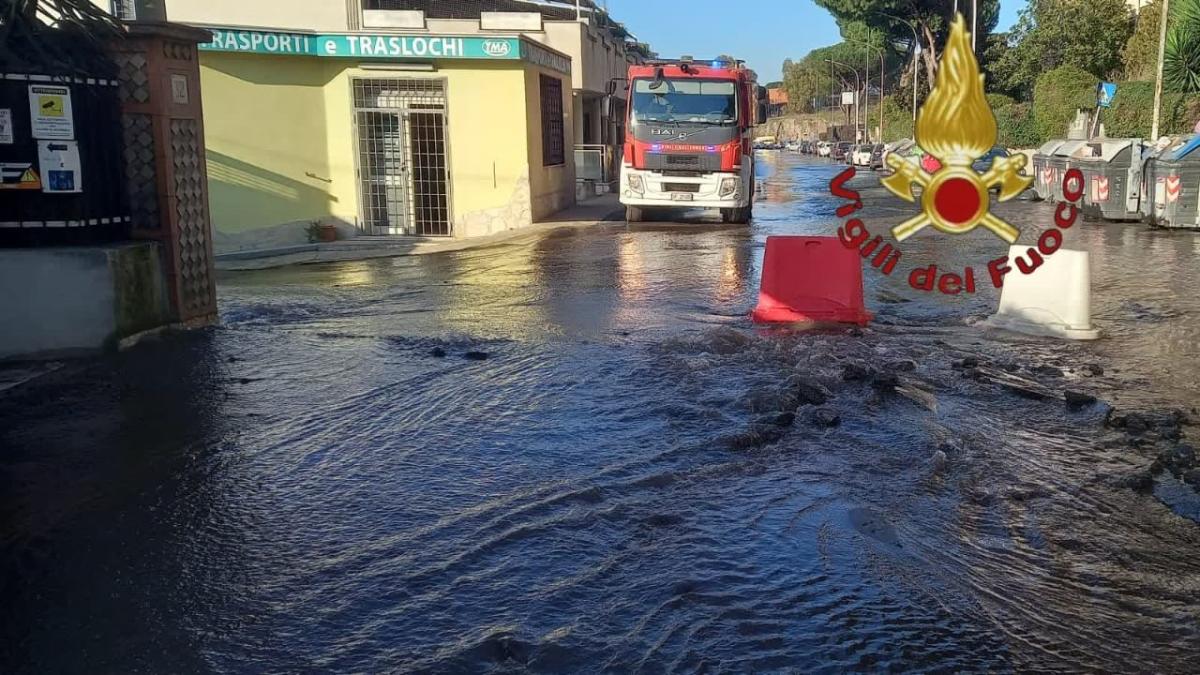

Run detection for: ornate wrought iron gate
[[352, 78, 452, 236]]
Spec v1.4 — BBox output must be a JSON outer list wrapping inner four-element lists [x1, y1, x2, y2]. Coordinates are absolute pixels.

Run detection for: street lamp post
[[881, 12, 920, 125], [826, 59, 862, 142], [848, 37, 886, 142]]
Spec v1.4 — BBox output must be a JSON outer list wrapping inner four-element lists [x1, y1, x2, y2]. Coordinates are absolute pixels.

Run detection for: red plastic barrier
[[751, 236, 872, 325]]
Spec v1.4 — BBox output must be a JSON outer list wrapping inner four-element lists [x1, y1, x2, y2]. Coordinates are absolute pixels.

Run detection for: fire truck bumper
[[619, 167, 752, 209]]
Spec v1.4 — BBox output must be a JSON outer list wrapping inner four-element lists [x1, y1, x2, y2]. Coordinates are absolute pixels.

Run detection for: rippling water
[[3, 153, 1199, 672]]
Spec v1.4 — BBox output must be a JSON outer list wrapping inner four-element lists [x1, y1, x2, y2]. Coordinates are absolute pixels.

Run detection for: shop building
[[99, 0, 592, 254]]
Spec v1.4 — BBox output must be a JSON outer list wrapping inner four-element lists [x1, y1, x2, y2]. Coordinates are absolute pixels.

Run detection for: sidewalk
[[216, 194, 624, 271]]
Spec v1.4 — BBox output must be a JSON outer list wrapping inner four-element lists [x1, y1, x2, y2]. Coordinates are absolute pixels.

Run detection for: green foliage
[[1033, 66, 1100, 140], [781, 20, 906, 114], [986, 93, 1016, 109], [880, 95, 915, 142], [1104, 79, 1200, 137], [1122, 0, 1163, 80], [989, 0, 1133, 100], [1165, 0, 1200, 93], [993, 102, 1040, 147]]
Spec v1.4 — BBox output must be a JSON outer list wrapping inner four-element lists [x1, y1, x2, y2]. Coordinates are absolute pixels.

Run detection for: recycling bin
[[1077, 138, 1146, 221], [1138, 137, 1187, 222], [1031, 139, 1065, 201], [1145, 135, 1200, 227], [1047, 140, 1090, 203]]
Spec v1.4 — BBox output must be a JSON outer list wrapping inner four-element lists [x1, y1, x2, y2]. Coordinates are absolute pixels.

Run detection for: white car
[[852, 144, 874, 166], [817, 142, 832, 157]]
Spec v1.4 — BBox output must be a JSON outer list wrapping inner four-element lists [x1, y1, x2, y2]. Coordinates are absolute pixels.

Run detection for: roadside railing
[[574, 144, 612, 183]]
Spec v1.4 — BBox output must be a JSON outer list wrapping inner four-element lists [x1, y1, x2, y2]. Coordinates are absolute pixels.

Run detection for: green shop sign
[[199, 28, 570, 74]]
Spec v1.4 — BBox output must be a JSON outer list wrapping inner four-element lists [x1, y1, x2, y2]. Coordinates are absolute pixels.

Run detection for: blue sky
[[605, 1, 1026, 82]]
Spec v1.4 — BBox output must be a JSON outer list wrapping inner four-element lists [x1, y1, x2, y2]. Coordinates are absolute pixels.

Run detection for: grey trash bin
[[1145, 135, 1200, 227], [1047, 140, 1090, 203], [1031, 139, 1065, 201], [1075, 138, 1146, 221], [1138, 137, 1186, 222]]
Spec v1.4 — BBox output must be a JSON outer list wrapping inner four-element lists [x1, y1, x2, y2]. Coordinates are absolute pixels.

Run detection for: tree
[[813, 0, 1000, 87], [1165, 0, 1200, 93], [1123, 0, 1164, 80], [989, 0, 1134, 100]]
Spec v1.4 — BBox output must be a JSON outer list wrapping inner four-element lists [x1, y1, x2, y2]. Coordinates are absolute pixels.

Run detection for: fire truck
[[614, 57, 767, 223]]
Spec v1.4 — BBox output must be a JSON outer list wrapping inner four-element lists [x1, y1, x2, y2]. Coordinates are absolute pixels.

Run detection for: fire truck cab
[[615, 57, 766, 224]]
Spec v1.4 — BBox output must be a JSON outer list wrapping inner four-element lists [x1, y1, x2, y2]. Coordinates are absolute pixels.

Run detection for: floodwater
[[3, 153, 1199, 672]]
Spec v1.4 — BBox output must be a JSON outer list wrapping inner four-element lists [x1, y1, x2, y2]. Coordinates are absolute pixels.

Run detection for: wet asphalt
[[2, 152, 1199, 672]]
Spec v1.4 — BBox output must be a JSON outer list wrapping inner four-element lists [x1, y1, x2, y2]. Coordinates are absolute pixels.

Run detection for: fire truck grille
[[645, 153, 722, 173], [662, 183, 700, 193]]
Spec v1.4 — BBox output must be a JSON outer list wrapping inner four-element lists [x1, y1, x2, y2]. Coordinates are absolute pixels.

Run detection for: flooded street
[[3, 153, 1200, 672]]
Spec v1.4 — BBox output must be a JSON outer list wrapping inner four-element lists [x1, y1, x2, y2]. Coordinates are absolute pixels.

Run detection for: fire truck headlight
[[719, 177, 739, 197], [627, 174, 645, 193]]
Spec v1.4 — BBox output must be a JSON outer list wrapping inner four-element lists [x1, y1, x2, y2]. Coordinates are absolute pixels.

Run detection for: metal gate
[[352, 78, 452, 236]]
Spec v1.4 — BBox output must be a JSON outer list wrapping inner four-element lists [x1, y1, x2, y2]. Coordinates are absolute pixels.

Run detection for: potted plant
[[307, 220, 338, 243]]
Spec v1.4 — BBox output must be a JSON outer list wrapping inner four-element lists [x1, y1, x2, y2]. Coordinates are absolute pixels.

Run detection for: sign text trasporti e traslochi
[[199, 28, 571, 74]]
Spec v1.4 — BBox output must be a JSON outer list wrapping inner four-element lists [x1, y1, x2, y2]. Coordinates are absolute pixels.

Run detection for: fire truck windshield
[[630, 79, 738, 125]]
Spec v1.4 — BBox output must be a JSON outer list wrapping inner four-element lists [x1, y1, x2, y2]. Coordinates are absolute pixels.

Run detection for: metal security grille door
[[353, 78, 452, 236]]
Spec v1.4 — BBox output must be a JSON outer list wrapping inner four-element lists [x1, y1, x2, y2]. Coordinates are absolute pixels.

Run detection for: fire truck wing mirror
[[758, 102, 768, 125]]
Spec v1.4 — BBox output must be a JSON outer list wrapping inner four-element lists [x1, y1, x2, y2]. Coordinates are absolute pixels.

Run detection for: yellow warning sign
[[38, 95, 64, 117], [0, 164, 41, 190], [19, 168, 41, 189]]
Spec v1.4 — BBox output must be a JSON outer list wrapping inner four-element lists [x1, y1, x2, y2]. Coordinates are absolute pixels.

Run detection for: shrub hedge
[[1032, 66, 1100, 142]]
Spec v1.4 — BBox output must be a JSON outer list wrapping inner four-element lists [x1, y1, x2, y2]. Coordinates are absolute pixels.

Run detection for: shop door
[[353, 79, 452, 236]]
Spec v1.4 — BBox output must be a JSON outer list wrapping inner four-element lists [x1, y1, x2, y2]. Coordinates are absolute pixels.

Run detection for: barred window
[[540, 74, 565, 166]]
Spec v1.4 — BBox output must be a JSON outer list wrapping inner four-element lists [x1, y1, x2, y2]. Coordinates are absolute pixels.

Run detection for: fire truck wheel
[[722, 207, 751, 224], [626, 206, 644, 222]]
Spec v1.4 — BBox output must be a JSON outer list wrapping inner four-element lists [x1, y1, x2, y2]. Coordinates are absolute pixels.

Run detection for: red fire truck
[[614, 57, 766, 223]]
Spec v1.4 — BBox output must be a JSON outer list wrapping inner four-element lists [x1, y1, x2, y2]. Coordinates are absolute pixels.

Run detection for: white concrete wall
[[93, 0, 353, 31], [0, 243, 170, 359]]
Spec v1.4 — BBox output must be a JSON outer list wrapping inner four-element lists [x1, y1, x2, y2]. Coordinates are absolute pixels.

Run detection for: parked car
[[973, 146, 1009, 172], [881, 139, 913, 168], [852, 144, 874, 166], [869, 144, 885, 169], [817, 142, 832, 157], [800, 140, 813, 154], [832, 142, 852, 161], [785, 140, 801, 152]]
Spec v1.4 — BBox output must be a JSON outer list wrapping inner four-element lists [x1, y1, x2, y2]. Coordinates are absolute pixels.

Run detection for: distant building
[[767, 87, 788, 117]]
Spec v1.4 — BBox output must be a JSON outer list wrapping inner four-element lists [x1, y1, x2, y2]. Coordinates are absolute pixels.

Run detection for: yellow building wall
[[199, 53, 562, 251], [199, 53, 343, 253], [524, 67, 576, 221], [324, 63, 534, 240]]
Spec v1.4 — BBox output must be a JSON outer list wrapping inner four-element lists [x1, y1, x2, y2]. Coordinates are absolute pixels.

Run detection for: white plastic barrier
[[985, 245, 1101, 340]]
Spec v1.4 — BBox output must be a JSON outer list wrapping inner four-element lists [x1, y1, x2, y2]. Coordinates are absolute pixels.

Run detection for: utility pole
[[866, 27, 871, 142], [1151, 0, 1170, 140], [830, 57, 835, 142], [913, 44, 919, 123], [827, 59, 861, 143], [849, 37, 886, 142], [881, 12, 920, 126], [972, 0, 978, 52]]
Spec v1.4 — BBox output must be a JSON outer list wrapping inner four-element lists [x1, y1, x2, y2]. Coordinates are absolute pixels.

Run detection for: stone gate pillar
[[110, 22, 216, 327]]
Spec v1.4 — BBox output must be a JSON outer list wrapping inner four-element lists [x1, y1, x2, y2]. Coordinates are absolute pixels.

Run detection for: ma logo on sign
[[482, 40, 511, 57]]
